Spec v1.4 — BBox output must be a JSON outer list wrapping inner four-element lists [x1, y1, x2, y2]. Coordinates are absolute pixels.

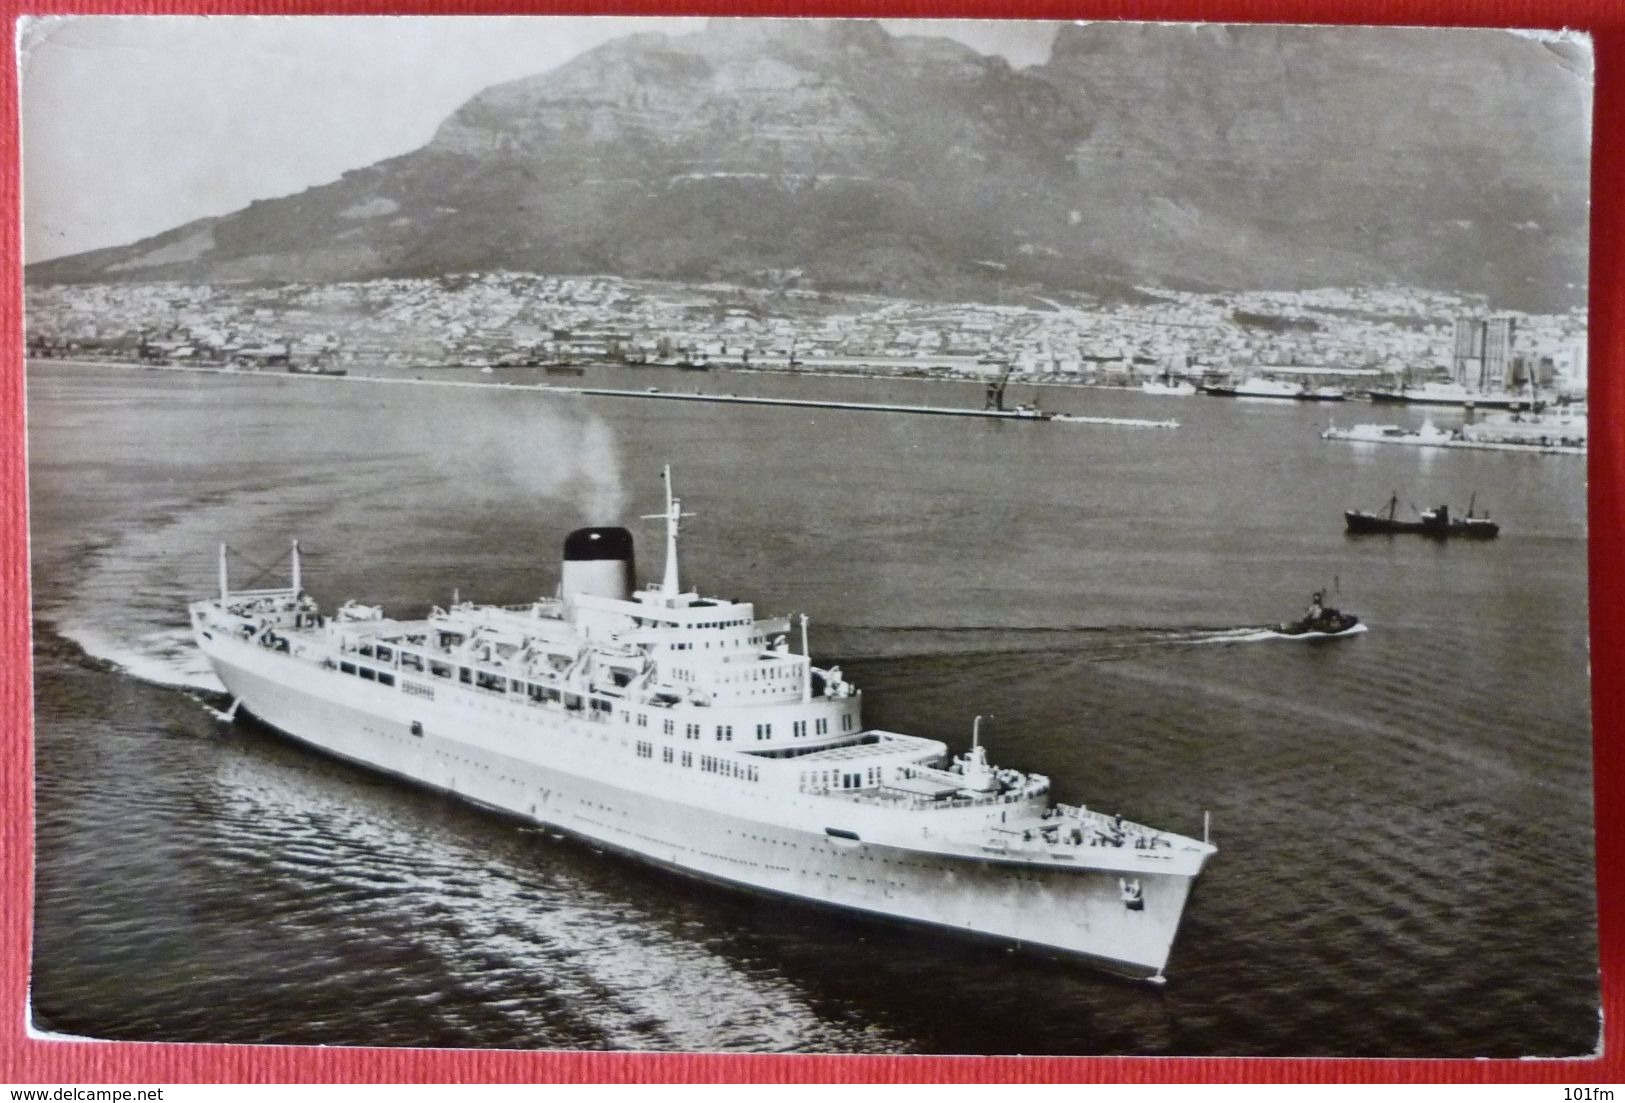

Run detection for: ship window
[[682, 751, 692, 767], [459, 668, 472, 685], [686, 723, 700, 740], [476, 671, 504, 692], [376, 646, 393, 662], [637, 714, 648, 728], [400, 653, 423, 672], [359, 644, 374, 658], [815, 718, 828, 735], [793, 721, 806, 739], [429, 660, 452, 679], [359, 667, 377, 681], [378, 672, 395, 687], [841, 714, 854, 732], [340, 661, 356, 675], [663, 719, 674, 736], [662, 747, 674, 763], [410, 721, 423, 737]]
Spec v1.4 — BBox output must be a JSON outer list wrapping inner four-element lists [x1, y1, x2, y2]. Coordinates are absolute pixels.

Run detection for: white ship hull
[[1366, 386, 1530, 409], [201, 632, 1202, 978]]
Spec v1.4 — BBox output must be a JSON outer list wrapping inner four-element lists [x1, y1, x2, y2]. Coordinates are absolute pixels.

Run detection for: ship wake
[[821, 622, 1329, 661]]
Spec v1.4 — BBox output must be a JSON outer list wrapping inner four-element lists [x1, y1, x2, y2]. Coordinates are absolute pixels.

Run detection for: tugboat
[[1344, 494, 1500, 539], [1277, 590, 1363, 638]]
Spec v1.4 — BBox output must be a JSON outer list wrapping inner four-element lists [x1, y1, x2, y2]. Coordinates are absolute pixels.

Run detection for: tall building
[[1452, 315, 1516, 391], [1452, 316, 1484, 387], [1561, 338, 1589, 395], [1483, 315, 1516, 390]]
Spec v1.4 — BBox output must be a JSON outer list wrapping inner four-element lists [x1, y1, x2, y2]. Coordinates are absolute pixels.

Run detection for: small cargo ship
[[1344, 494, 1500, 539]]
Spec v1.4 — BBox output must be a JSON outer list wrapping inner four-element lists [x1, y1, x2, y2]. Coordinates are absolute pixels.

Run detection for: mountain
[[27, 20, 1593, 310]]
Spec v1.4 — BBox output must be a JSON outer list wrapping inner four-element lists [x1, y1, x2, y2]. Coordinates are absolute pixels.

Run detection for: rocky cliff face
[[29, 19, 1592, 310]]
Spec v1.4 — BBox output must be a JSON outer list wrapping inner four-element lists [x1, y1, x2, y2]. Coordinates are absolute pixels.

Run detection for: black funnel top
[[563, 526, 635, 562]]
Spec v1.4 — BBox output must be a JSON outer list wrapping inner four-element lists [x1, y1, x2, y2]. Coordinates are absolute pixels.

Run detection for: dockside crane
[[985, 360, 1015, 412]]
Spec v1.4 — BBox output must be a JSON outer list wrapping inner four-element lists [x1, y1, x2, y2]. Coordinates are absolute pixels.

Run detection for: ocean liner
[[190, 470, 1216, 981]]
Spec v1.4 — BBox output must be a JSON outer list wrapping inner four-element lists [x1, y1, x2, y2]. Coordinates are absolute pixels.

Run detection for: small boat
[[1277, 590, 1363, 638], [1344, 494, 1500, 539]]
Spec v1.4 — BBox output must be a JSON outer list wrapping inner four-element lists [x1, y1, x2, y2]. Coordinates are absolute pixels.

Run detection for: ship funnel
[[562, 527, 635, 603]]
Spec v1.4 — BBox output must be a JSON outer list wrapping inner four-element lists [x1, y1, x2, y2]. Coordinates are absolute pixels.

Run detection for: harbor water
[[27, 361, 1597, 1056]]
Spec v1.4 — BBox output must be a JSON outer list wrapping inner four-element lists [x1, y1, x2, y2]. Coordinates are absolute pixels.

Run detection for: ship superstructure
[[190, 469, 1215, 980]]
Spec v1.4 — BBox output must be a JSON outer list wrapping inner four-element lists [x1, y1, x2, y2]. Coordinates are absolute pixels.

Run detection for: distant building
[[1452, 316, 1483, 387], [1453, 314, 1515, 390], [1483, 315, 1516, 389]]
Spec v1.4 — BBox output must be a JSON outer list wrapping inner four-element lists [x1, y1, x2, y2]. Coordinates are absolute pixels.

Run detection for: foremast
[[641, 464, 694, 600]]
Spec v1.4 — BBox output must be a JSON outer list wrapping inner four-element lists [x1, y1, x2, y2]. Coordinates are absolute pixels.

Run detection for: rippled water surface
[[27, 362, 1597, 1055]]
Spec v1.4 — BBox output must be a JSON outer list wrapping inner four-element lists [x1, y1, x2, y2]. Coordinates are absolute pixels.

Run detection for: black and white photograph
[[21, 15, 1596, 1057]]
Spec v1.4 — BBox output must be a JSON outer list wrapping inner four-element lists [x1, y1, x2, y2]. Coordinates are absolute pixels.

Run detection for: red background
[[0, 0, 1618, 1083]]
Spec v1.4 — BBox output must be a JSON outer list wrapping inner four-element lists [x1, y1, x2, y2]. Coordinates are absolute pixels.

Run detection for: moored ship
[[1460, 406, 1587, 450], [1322, 420, 1457, 447], [1141, 379, 1197, 396], [1322, 419, 1583, 456], [1200, 375, 1344, 401], [1365, 381, 1530, 409], [189, 470, 1215, 981]]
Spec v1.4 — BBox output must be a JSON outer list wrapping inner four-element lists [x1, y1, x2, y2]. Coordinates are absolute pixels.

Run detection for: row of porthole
[[728, 830, 803, 851]]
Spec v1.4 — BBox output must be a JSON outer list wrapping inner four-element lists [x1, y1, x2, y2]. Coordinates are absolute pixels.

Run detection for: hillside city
[[23, 273, 1590, 394]]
